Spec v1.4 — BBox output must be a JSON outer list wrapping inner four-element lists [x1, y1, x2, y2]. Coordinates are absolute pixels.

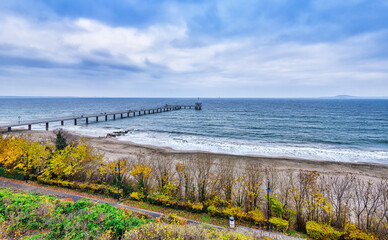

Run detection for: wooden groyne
[[1, 103, 202, 132]]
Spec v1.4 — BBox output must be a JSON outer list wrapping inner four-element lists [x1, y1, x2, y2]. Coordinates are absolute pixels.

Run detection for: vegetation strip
[[0, 133, 385, 239], [0, 187, 282, 239]]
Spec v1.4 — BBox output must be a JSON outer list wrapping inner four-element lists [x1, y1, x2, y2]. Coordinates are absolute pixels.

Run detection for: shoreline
[[2, 129, 388, 180]]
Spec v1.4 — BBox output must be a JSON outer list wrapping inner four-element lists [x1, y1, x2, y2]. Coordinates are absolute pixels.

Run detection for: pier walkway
[[1, 103, 202, 132]]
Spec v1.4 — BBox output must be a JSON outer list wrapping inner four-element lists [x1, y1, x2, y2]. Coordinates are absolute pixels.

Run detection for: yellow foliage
[[158, 214, 187, 226], [343, 222, 378, 240], [223, 206, 247, 220], [130, 192, 144, 201], [42, 139, 103, 180], [248, 208, 266, 224], [124, 222, 256, 239], [100, 158, 128, 176], [269, 217, 289, 232], [207, 205, 221, 216], [306, 220, 342, 240], [130, 163, 151, 178], [0, 135, 52, 174], [190, 202, 204, 212]]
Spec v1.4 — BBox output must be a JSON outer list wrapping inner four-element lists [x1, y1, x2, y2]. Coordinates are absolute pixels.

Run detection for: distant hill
[[333, 95, 357, 99]]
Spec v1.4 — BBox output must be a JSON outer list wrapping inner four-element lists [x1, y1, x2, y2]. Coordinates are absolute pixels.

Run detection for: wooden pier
[[0, 104, 201, 132]]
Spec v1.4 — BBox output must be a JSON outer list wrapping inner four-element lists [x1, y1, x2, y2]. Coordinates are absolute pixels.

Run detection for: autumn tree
[[193, 154, 212, 202], [328, 174, 355, 227], [218, 161, 235, 203], [243, 161, 263, 211], [0, 135, 52, 178], [176, 160, 195, 201], [41, 139, 103, 181], [130, 152, 152, 195], [55, 129, 68, 150], [153, 153, 175, 195]]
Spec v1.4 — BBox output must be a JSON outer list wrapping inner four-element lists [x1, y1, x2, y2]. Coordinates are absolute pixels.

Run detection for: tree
[[55, 129, 68, 150]]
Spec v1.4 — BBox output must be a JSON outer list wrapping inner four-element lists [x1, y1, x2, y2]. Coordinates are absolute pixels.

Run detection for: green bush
[[306, 220, 342, 240], [0, 167, 25, 180]]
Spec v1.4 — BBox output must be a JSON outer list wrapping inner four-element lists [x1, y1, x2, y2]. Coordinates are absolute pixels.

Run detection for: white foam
[[116, 130, 388, 164]]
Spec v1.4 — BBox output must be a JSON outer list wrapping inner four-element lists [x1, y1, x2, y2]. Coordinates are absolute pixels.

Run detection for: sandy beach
[[2, 129, 387, 181]]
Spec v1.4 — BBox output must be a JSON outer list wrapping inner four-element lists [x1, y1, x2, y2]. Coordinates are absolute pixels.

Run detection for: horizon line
[[1, 96, 388, 99]]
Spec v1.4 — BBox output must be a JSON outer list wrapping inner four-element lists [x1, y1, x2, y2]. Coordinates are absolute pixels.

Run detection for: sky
[[0, 0, 387, 98]]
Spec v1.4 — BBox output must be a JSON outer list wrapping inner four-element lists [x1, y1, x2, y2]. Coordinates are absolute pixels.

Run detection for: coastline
[[2, 129, 388, 180]]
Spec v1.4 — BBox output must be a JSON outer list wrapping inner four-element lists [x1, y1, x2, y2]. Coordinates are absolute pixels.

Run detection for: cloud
[[0, 0, 387, 97]]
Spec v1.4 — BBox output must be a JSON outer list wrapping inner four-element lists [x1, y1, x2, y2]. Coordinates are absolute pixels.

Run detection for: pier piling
[[46, 122, 49, 131], [74, 119, 77, 125], [28, 125, 31, 130], [61, 121, 64, 126]]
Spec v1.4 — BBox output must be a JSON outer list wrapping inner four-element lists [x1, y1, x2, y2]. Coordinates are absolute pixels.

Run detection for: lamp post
[[266, 181, 272, 231], [21, 155, 29, 183], [114, 163, 121, 202]]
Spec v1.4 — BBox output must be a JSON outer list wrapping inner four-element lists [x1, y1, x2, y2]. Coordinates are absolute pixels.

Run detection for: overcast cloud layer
[[0, 0, 387, 97]]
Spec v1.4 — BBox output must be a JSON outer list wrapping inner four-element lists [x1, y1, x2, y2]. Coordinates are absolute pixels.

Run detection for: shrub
[[157, 214, 187, 225], [306, 221, 342, 240], [223, 206, 247, 220], [248, 208, 266, 225], [343, 222, 378, 240], [147, 192, 171, 206], [37, 177, 116, 196], [205, 195, 227, 208], [0, 167, 25, 180], [266, 195, 284, 217], [124, 222, 259, 239], [190, 202, 204, 212], [130, 191, 144, 201], [269, 217, 289, 232], [207, 205, 221, 217]]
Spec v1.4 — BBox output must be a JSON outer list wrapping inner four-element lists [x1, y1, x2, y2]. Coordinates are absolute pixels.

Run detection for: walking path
[[0, 178, 303, 240]]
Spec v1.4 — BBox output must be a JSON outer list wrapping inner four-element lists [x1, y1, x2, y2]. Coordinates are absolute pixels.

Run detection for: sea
[[0, 98, 387, 164]]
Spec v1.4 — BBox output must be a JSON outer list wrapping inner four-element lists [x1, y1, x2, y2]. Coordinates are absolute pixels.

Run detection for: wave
[[116, 130, 388, 164]]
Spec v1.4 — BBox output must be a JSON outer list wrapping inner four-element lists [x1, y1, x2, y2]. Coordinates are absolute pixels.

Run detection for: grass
[[0, 188, 151, 239]]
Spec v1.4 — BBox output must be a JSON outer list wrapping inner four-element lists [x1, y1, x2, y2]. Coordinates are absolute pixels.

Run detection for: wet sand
[[2, 130, 388, 180]]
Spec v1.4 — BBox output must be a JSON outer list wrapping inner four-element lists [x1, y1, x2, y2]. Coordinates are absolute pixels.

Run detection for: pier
[[1, 103, 201, 132]]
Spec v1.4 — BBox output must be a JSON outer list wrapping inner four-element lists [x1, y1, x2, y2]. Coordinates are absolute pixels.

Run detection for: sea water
[[0, 98, 387, 164]]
